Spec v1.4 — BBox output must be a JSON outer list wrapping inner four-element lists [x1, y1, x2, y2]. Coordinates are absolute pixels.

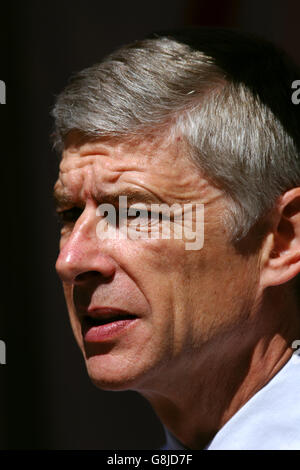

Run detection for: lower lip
[[82, 318, 138, 342]]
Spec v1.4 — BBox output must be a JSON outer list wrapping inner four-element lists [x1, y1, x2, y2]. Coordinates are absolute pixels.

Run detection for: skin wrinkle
[[55, 135, 300, 450], [56, 146, 213, 210]]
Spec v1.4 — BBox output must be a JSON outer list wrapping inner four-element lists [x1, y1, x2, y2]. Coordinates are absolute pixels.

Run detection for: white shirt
[[162, 350, 300, 450]]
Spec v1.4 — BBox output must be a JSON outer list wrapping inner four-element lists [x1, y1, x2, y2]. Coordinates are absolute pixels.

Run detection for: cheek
[[62, 283, 82, 338], [133, 238, 188, 271], [125, 239, 195, 322]]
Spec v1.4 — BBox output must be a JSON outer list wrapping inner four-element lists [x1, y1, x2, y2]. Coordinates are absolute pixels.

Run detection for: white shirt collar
[[162, 351, 300, 450]]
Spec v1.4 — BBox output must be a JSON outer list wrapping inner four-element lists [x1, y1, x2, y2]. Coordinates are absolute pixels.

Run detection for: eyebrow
[[53, 188, 163, 210]]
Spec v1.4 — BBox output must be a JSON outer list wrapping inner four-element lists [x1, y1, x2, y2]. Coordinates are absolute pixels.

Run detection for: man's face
[[55, 135, 260, 393]]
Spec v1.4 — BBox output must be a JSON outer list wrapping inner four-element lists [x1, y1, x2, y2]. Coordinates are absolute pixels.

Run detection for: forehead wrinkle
[[53, 178, 79, 210], [56, 160, 93, 207], [56, 156, 150, 207], [61, 149, 149, 178], [57, 139, 216, 207]]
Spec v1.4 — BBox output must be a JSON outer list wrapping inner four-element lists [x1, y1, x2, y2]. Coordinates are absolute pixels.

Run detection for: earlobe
[[260, 189, 300, 288]]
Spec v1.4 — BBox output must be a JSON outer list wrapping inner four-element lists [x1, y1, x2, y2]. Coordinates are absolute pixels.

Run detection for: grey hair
[[51, 31, 300, 242]]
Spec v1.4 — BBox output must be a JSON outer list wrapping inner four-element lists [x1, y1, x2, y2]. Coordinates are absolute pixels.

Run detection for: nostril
[[74, 270, 115, 284], [75, 271, 101, 283]]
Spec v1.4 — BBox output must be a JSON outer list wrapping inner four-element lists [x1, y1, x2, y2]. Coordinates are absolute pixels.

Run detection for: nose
[[55, 209, 116, 285]]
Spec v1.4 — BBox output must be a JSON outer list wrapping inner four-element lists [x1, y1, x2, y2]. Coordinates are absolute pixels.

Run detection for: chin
[[84, 353, 150, 392]]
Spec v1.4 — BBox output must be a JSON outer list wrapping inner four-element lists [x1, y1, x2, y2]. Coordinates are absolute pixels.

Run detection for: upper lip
[[80, 306, 138, 320]]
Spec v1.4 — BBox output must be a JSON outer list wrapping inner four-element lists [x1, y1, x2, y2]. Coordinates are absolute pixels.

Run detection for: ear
[[260, 188, 300, 288]]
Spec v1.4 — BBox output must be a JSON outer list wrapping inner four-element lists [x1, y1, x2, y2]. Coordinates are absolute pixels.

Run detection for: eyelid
[[118, 205, 153, 216], [56, 206, 84, 223], [119, 206, 172, 223]]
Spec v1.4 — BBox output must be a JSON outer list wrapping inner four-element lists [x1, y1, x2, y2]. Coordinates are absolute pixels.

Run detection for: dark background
[[1, 0, 300, 450]]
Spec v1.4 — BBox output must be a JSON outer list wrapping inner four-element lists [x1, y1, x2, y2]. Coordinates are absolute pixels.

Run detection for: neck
[[141, 287, 300, 450]]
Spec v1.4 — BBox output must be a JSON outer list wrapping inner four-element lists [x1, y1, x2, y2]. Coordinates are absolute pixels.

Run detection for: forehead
[[60, 133, 185, 168], [54, 135, 213, 207]]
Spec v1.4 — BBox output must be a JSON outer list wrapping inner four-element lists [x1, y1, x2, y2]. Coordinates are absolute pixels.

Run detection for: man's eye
[[120, 209, 153, 221], [124, 209, 167, 223], [127, 209, 150, 219], [57, 207, 83, 224]]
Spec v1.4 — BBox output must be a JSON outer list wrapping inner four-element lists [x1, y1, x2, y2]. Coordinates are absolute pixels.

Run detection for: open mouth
[[83, 313, 138, 327], [81, 311, 139, 342]]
